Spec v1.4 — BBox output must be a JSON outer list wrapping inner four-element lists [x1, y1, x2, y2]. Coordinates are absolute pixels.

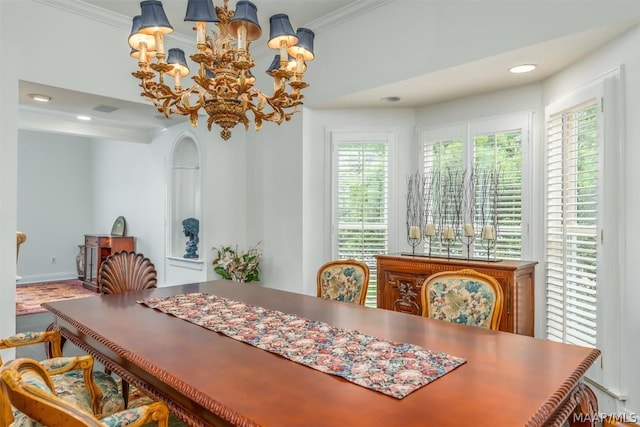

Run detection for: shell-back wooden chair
[[97, 251, 157, 407], [0, 357, 169, 427], [420, 268, 504, 330], [316, 259, 370, 305], [98, 251, 157, 294], [0, 331, 125, 426]]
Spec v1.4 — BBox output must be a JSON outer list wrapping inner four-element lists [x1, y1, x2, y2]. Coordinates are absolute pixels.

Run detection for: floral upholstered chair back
[[0, 357, 170, 427], [316, 259, 370, 305], [420, 269, 504, 330]]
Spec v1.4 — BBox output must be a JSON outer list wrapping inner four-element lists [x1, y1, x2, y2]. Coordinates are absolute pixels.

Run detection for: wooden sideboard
[[82, 234, 135, 292], [376, 254, 537, 336]]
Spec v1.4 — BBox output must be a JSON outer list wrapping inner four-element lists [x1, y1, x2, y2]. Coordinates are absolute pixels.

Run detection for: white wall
[[300, 108, 416, 296], [246, 116, 304, 291], [17, 130, 93, 283], [0, 0, 18, 349]]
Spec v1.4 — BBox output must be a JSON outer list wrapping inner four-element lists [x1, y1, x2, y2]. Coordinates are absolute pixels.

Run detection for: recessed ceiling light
[[380, 96, 401, 103], [77, 115, 92, 121], [28, 93, 52, 103], [509, 64, 537, 74]]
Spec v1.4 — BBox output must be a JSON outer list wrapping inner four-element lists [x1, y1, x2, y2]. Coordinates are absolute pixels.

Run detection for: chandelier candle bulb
[[196, 22, 206, 46], [409, 226, 420, 239], [238, 25, 247, 51], [425, 224, 436, 237], [464, 224, 475, 237], [482, 225, 495, 240]]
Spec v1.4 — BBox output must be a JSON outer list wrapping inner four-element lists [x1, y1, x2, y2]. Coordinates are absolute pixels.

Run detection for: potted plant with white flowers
[[211, 242, 262, 283]]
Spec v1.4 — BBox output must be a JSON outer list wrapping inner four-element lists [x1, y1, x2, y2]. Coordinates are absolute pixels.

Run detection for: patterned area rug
[[16, 280, 97, 316]]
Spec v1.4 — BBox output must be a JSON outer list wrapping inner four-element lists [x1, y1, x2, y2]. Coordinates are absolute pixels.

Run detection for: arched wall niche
[[168, 132, 202, 262]]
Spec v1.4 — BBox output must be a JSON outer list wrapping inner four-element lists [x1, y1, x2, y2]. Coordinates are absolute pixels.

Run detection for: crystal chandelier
[[128, 0, 315, 140]]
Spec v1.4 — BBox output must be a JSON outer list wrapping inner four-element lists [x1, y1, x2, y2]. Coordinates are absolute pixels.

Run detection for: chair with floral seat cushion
[[0, 331, 125, 426], [420, 268, 504, 330], [316, 259, 370, 305], [0, 357, 169, 427]]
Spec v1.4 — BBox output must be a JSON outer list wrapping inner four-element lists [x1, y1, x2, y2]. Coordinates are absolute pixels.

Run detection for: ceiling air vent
[[93, 104, 119, 113]]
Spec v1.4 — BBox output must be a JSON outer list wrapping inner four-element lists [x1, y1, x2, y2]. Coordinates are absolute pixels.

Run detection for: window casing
[[544, 71, 622, 390], [331, 131, 393, 307]]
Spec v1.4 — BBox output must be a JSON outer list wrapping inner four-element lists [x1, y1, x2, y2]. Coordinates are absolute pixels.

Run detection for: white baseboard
[[16, 272, 79, 285]]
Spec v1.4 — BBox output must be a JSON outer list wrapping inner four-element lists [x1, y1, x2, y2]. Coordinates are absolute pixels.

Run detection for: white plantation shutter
[[545, 99, 599, 348], [473, 130, 523, 260], [332, 133, 390, 307], [420, 137, 463, 256], [420, 116, 527, 260]]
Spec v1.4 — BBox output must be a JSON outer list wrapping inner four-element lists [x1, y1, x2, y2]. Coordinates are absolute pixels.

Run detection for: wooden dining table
[[43, 280, 600, 427]]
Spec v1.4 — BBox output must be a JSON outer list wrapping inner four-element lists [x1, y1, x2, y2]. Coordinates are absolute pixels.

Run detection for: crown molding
[[33, 0, 193, 47], [36, 0, 392, 56]]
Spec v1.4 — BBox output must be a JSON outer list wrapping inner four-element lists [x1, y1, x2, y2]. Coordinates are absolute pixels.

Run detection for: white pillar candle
[[464, 223, 475, 237], [482, 225, 495, 240], [443, 226, 455, 240], [425, 224, 436, 237], [409, 226, 420, 239]]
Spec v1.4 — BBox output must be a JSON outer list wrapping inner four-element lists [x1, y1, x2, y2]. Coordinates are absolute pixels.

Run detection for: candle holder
[[480, 225, 497, 261], [462, 236, 476, 261], [480, 238, 496, 261], [460, 224, 476, 261], [407, 236, 422, 256], [407, 226, 422, 256], [424, 235, 433, 257], [424, 224, 436, 257]]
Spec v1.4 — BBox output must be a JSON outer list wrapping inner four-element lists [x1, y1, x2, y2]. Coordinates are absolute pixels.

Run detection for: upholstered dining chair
[[98, 251, 157, 294], [420, 269, 504, 330], [316, 259, 370, 305], [0, 331, 126, 426], [0, 357, 169, 427]]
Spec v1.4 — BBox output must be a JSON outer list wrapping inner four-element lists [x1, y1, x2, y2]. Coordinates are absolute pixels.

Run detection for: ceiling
[[17, 0, 640, 141]]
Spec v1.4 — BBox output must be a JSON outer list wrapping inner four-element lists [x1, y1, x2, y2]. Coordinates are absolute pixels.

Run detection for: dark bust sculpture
[[182, 217, 199, 259]]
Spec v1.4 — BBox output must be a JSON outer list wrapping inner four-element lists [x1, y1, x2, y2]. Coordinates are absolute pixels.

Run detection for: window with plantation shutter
[[332, 132, 391, 307], [419, 115, 529, 260], [473, 130, 523, 260], [420, 137, 464, 256], [545, 99, 599, 349]]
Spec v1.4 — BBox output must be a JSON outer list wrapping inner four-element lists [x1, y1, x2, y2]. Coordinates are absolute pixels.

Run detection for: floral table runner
[[138, 292, 466, 399]]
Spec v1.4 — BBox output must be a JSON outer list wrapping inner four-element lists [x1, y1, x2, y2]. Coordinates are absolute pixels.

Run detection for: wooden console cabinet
[[376, 254, 537, 336], [82, 234, 135, 292]]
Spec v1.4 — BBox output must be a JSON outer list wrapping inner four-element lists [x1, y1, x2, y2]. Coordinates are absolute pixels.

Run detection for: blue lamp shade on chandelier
[[266, 54, 307, 75], [184, 0, 219, 23], [166, 48, 189, 77], [139, 0, 173, 35], [268, 14, 298, 49], [228, 0, 261, 41], [289, 28, 315, 61]]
